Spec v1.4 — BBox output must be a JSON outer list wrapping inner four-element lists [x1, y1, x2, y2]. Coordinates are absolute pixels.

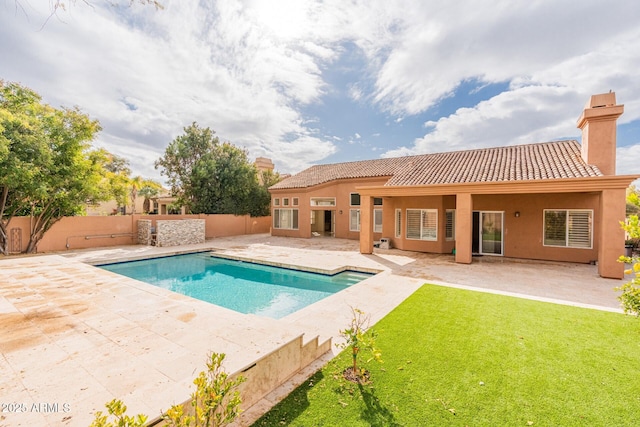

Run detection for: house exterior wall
[[470, 192, 599, 263], [271, 182, 604, 265], [270, 177, 389, 239], [385, 192, 600, 263]]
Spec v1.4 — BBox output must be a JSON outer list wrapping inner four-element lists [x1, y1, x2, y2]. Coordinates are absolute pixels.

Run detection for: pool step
[[341, 272, 373, 281], [235, 331, 332, 426]]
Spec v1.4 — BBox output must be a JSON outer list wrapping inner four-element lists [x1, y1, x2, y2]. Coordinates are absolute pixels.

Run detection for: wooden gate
[[10, 227, 22, 253]]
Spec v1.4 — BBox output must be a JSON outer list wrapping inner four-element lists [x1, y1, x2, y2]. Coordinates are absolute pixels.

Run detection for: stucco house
[[269, 92, 639, 279]]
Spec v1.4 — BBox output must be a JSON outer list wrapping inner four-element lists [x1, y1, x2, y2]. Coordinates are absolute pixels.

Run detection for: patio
[[0, 234, 625, 426]]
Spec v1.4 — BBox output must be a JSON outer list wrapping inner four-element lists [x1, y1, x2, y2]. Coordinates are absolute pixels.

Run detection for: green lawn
[[252, 284, 640, 426]]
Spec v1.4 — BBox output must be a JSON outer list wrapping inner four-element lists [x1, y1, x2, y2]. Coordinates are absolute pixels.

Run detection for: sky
[[1, 0, 640, 185]]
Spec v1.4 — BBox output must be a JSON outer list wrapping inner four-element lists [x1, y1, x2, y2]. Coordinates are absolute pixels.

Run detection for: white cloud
[[373, 1, 640, 166], [617, 144, 640, 177], [383, 86, 580, 157], [2, 0, 640, 180], [0, 1, 344, 179]]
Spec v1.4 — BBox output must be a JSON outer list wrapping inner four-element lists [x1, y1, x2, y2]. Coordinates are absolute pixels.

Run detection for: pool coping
[[208, 251, 384, 276]]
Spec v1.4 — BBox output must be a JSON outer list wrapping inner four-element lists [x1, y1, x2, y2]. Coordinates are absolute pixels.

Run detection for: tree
[[50, 0, 164, 10], [14, 0, 163, 16], [336, 307, 382, 383], [247, 169, 281, 217], [614, 186, 640, 315], [627, 185, 640, 216], [137, 181, 162, 214], [155, 123, 272, 216], [189, 142, 258, 215], [155, 122, 218, 211], [0, 80, 104, 254], [89, 148, 131, 214], [128, 175, 144, 215], [615, 215, 640, 316]]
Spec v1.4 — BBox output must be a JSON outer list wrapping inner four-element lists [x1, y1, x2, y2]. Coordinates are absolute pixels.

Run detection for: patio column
[[598, 188, 626, 279], [455, 192, 473, 264], [359, 195, 374, 254]]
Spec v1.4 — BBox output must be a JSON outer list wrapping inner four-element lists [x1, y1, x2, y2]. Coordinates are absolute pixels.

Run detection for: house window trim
[[543, 209, 593, 249], [374, 208, 383, 233], [350, 193, 361, 207], [273, 208, 299, 230], [395, 209, 402, 238], [292, 197, 299, 206], [274, 198, 280, 206], [349, 209, 360, 232], [445, 209, 456, 241], [310, 197, 336, 206], [406, 208, 438, 241]]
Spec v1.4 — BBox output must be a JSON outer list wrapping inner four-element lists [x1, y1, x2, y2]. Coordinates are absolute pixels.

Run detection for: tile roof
[[270, 140, 603, 190]]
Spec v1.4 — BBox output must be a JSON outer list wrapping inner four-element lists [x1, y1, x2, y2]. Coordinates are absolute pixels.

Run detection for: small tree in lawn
[[616, 213, 640, 316], [337, 307, 382, 383]]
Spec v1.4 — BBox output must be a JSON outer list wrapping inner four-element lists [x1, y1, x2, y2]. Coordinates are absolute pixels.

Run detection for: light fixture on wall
[[339, 210, 343, 214], [514, 211, 520, 217]]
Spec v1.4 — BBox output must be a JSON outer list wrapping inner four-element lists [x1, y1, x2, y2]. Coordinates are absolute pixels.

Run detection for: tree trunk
[[25, 203, 60, 254], [0, 221, 7, 256], [0, 187, 9, 255]]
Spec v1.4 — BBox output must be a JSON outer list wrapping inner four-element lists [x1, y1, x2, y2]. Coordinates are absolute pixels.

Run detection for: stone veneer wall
[[156, 219, 205, 247], [137, 219, 153, 245]]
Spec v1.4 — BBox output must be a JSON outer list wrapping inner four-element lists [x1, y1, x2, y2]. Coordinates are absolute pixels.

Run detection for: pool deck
[[0, 234, 627, 426]]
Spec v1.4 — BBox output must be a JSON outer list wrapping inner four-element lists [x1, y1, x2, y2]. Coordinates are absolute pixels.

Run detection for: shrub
[[616, 214, 640, 316], [90, 352, 245, 427]]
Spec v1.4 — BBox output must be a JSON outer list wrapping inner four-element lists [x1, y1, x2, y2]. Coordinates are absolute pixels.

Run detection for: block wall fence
[[5, 214, 271, 253]]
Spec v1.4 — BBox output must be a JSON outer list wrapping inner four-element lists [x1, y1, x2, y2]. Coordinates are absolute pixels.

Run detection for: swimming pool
[[99, 253, 373, 319]]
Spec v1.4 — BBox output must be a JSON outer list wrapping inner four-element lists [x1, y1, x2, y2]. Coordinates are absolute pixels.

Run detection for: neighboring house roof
[[270, 140, 603, 190]]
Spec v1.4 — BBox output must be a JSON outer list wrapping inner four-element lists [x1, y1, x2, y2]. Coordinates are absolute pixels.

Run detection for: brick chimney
[[576, 92, 624, 175]]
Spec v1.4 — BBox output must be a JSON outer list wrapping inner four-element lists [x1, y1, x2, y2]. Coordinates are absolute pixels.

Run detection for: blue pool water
[[99, 253, 372, 319]]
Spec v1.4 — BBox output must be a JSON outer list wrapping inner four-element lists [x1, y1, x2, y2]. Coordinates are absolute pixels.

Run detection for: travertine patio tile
[[0, 234, 626, 426]]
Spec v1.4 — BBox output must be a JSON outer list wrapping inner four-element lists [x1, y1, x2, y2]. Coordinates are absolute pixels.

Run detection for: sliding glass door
[[472, 211, 504, 255]]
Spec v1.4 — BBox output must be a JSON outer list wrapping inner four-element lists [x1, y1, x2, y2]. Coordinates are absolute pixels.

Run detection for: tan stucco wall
[[270, 177, 389, 239], [386, 192, 601, 264], [271, 180, 610, 265], [384, 195, 456, 254], [6, 214, 271, 253], [471, 192, 600, 264]]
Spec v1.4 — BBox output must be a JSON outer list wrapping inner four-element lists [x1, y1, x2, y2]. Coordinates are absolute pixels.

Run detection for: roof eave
[[356, 175, 640, 196]]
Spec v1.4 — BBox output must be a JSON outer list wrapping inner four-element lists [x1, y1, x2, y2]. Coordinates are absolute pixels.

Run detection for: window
[[406, 209, 437, 241], [350, 209, 360, 231], [292, 197, 299, 206], [374, 209, 383, 233], [445, 209, 456, 240], [273, 209, 299, 230], [283, 198, 289, 206], [310, 197, 336, 206], [544, 210, 592, 248], [274, 198, 280, 206], [350, 194, 380, 206], [395, 209, 402, 238]]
